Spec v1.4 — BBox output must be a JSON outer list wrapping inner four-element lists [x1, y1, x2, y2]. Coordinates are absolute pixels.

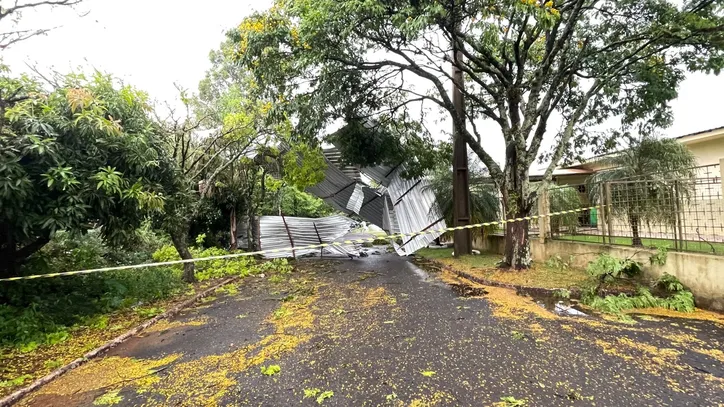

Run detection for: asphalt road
[[18, 253, 724, 407]]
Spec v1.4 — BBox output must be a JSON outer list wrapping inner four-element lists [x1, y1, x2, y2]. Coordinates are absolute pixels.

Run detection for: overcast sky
[[3, 0, 724, 166]]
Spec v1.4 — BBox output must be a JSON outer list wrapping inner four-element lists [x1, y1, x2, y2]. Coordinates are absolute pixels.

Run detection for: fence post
[[313, 222, 323, 258], [538, 187, 551, 243], [720, 158, 724, 198], [673, 181, 684, 251], [604, 182, 614, 245], [598, 183, 608, 244]]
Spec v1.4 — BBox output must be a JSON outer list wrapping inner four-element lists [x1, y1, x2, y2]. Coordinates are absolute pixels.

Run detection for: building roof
[[541, 125, 724, 179], [675, 126, 724, 145], [528, 167, 593, 181]]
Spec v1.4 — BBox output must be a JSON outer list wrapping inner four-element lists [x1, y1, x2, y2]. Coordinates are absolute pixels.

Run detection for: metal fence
[[544, 164, 724, 255]]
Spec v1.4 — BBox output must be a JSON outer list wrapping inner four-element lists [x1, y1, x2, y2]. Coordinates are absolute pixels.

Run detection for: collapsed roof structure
[[245, 148, 446, 258]]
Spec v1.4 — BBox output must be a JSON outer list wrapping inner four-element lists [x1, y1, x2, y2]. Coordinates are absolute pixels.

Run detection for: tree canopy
[[231, 0, 724, 267], [152, 39, 328, 281], [0, 72, 170, 275]]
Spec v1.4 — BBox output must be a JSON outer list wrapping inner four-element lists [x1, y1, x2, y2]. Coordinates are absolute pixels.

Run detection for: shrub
[[586, 253, 642, 282], [654, 273, 685, 292], [0, 266, 183, 348], [649, 245, 668, 266], [0, 229, 183, 349], [584, 287, 694, 314], [152, 245, 258, 282]]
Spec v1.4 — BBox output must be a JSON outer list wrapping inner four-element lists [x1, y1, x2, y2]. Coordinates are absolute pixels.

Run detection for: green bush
[[586, 253, 642, 282], [654, 273, 685, 292], [0, 228, 181, 349], [152, 245, 258, 281], [1, 229, 257, 349], [584, 287, 695, 314], [0, 266, 183, 348]]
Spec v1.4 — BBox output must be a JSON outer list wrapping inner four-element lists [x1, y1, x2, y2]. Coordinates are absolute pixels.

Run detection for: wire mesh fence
[[543, 164, 724, 255]]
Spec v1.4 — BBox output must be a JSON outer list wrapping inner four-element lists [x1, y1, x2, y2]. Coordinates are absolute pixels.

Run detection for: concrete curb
[[0, 275, 242, 407]]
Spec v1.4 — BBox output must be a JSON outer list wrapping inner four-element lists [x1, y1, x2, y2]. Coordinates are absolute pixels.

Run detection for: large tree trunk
[[500, 160, 534, 269], [170, 228, 195, 283], [503, 213, 532, 269], [629, 213, 642, 247]]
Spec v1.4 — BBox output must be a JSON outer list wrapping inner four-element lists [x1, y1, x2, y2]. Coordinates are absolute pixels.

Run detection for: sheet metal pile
[[256, 148, 445, 258], [258, 215, 360, 258]]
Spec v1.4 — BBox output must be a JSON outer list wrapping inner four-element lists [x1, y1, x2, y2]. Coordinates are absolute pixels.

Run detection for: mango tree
[[0, 72, 169, 276]]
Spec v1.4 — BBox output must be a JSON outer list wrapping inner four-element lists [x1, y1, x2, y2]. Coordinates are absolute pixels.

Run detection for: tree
[[230, 0, 724, 268], [587, 136, 696, 246], [153, 93, 274, 282], [0, 72, 168, 276], [262, 184, 335, 218], [0, 0, 83, 50], [327, 118, 440, 179], [156, 40, 327, 282]]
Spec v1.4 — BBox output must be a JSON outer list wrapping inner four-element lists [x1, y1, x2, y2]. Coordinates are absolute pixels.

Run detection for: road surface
[[18, 253, 724, 406]]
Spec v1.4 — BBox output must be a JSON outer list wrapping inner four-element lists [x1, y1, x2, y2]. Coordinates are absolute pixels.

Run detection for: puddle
[[450, 284, 487, 297], [529, 295, 588, 317], [551, 302, 588, 316], [406, 262, 448, 288]]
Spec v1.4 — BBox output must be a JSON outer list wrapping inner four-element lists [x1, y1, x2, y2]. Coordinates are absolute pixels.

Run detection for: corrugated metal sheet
[[346, 183, 365, 214], [258, 215, 359, 258], [379, 166, 445, 255], [307, 155, 358, 215], [361, 165, 398, 187], [249, 152, 447, 257], [357, 187, 385, 229], [323, 147, 361, 180]]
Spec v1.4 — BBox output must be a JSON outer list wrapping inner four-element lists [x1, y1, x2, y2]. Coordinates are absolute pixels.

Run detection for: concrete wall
[[478, 235, 724, 311], [687, 137, 724, 168]]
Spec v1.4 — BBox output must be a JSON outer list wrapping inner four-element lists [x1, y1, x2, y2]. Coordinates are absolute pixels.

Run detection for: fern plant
[[584, 287, 694, 314], [654, 273, 685, 292], [586, 253, 641, 282]]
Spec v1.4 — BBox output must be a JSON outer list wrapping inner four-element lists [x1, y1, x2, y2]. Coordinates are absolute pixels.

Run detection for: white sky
[[2, 0, 724, 167]]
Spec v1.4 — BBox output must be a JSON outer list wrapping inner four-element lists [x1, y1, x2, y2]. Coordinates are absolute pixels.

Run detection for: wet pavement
[[17, 253, 724, 407]]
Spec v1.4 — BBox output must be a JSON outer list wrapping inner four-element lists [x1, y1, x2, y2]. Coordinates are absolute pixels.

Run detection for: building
[[533, 126, 724, 186], [531, 126, 724, 245]]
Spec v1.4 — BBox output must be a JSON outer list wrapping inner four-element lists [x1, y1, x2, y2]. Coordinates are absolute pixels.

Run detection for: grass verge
[[414, 248, 596, 290]]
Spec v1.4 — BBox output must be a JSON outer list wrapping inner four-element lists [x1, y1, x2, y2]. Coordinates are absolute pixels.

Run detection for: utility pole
[[451, 30, 472, 257]]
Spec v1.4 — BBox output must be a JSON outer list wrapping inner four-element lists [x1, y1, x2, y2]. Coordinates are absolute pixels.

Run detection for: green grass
[[415, 248, 595, 289], [416, 248, 500, 267], [554, 234, 724, 255]]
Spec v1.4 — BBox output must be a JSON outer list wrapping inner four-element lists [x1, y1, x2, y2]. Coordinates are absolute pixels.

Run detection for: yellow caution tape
[[0, 206, 600, 282]]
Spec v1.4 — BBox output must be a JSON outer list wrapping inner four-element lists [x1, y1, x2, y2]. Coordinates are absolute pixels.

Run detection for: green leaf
[[316, 390, 333, 404]]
